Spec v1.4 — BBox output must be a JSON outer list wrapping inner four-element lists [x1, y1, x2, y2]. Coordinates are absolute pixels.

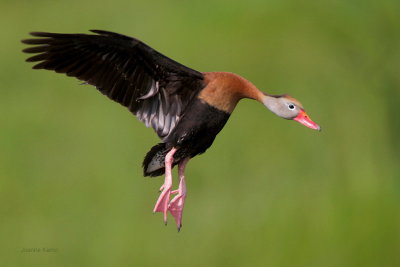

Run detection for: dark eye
[[288, 104, 295, 110]]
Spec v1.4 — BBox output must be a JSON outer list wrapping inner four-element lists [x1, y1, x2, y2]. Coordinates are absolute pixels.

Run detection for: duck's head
[[262, 94, 320, 131]]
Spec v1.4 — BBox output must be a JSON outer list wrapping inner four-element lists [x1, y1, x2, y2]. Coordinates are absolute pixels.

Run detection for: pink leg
[[153, 147, 177, 224], [168, 157, 190, 231]]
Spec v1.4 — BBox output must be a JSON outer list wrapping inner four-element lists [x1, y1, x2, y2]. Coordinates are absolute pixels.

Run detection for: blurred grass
[[1, 0, 400, 266]]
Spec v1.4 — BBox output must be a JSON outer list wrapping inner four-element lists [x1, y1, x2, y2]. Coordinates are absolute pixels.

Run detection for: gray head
[[262, 94, 320, 130]]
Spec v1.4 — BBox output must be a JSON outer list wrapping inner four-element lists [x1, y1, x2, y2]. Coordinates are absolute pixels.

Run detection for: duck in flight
[[22, 30, 320, 231]]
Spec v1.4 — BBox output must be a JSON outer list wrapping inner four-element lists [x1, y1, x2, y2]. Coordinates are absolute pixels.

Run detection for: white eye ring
[[288, 104, 295, 110]]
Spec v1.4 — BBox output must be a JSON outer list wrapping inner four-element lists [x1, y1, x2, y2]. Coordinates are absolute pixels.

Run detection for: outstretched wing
[[22, 30, 204, 139]]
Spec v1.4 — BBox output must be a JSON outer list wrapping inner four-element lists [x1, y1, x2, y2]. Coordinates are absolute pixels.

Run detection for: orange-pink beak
[[294, 109, 320, 131]]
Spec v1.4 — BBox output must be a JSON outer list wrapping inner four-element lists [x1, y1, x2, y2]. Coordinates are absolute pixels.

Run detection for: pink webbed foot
[[153, 183, 172, 224], [153, 149, 190, 231], [168, 178, 186, 231], [153, 148, 176, 224], [168, 157, 189, 231]]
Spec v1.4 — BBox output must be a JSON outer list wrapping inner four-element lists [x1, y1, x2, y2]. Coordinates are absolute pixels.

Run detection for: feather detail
[[22, 30, 204, 138]]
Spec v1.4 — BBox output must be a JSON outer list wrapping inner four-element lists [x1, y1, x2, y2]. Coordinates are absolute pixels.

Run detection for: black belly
[[164, 98, 230, 160], [142, 98, 230, 177]]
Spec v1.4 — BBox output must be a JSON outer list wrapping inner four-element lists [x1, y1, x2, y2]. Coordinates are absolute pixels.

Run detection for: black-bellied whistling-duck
[[22, 30, 320, 231]]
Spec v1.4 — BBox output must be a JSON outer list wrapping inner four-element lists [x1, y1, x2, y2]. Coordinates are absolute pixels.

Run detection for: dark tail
[[142, 143, 170, 177]]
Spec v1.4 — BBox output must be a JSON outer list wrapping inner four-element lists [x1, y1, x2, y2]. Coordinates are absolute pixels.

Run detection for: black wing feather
[[22, 30, 204, 139]]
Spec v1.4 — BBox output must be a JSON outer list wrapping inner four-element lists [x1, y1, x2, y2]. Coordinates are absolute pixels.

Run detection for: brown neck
[[198, 72, 265, 113]]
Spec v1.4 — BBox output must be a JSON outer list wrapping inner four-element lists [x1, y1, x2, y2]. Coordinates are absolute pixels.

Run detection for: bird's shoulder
[[198, 72, 261, 113]]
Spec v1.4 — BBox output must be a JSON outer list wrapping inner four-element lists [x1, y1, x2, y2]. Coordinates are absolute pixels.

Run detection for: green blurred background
[[1, 0, 400, 266]]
